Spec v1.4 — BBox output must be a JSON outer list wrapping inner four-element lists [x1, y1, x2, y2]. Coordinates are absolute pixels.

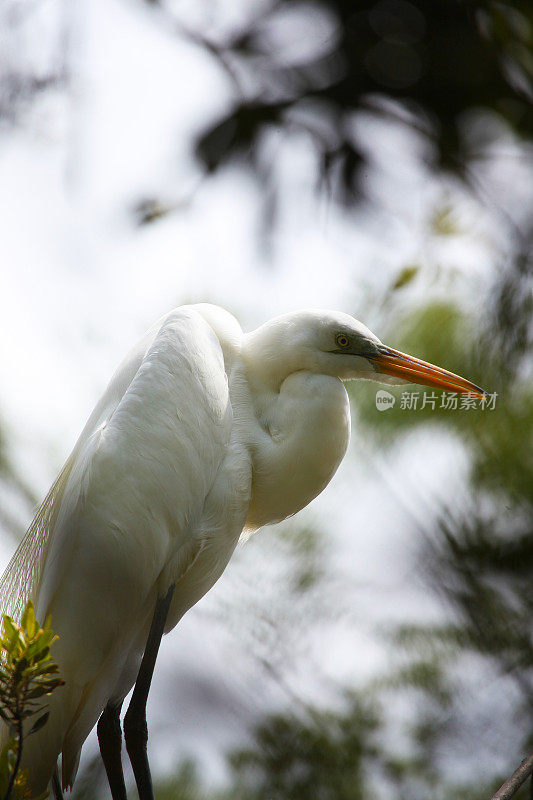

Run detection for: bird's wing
[[0, 318, 164, 625], [0, 455, 76, 626], [0, 307, 235, 625]]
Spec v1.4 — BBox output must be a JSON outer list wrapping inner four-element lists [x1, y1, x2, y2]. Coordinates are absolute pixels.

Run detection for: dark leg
[[123, 585, 175, 800], [97, 701, 127, 800], [52, 766, 64, 800]]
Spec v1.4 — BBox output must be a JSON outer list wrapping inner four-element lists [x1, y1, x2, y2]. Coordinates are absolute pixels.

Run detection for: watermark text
[[375, 390, 497, 411]]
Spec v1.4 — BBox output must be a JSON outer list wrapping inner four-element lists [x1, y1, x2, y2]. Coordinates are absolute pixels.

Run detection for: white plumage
[[0, 303, 484, 794]]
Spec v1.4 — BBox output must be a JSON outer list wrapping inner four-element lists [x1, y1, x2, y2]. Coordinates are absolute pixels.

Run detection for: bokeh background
[[1, 1, 532, 798]]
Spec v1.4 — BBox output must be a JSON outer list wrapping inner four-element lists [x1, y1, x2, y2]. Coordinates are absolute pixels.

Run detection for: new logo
[[375, 390, 395, 410]]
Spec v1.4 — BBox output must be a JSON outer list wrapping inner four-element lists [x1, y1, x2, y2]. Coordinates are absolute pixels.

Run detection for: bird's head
[[244, 309, 485, 397]]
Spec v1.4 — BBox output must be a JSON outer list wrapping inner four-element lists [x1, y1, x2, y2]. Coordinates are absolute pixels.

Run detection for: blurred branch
[[0, 0, 71, 124], [162, 0, 533, 203], [0, 71, 65, 121], [174, 22, 245, 96], [489, 754, 533, 800], [139, 1, 246, 96]]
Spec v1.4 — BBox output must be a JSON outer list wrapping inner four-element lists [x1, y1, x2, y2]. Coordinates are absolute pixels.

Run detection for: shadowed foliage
[[188, 0, 533, 203]]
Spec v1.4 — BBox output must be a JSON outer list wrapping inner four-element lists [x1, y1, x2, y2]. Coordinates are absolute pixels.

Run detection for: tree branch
[[3, 703, 24, 800], [489, 754, 533, 800]]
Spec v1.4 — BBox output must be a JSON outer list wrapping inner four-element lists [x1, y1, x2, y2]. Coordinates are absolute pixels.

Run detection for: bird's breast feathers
[[244, 372, 350, 528]]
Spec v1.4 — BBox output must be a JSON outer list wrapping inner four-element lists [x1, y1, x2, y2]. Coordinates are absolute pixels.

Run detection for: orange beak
[[367, 346, 486, 398]]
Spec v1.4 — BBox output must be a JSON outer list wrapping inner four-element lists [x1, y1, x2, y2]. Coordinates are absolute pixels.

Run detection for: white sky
[[0, 0, 529, 788]]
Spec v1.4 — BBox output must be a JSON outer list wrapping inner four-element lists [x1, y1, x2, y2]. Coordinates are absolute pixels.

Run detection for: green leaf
[[13, 657, 28, 685], [2, 617, 17, 642], [36, 630, 56, 651], [24, 686, 47, 700], [430, 203, 460, 236], [29, 711, 49, 736], [391, 265, 419, 291], [21, 602, 37, 640], [23, 641, 42, 663], [1, 617, 23, 656], [0, 707, 14, 723]]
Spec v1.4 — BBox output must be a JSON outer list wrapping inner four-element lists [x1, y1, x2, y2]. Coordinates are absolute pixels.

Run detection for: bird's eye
[[335, 334, 350, 348]]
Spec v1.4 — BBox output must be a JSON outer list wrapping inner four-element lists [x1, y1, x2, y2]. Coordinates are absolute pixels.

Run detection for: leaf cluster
[[0, 602, 64, 729], [0, 602, 64, 800], [228, 696, 381, 800], [187, 0, 533, 205]]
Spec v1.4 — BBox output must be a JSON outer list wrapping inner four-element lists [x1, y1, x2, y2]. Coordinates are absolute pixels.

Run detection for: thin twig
[[489, 753, 533, 800], [3, 706, 23, 800]]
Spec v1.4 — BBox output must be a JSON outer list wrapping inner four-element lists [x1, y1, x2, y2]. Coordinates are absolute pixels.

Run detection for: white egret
[[0, 304, 485, 799]]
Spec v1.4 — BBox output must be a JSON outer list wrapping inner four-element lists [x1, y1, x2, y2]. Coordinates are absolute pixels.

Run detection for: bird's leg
[[123, 584, 175, 800], [52, 766, 64, 800], [97, 701, 127, 800]]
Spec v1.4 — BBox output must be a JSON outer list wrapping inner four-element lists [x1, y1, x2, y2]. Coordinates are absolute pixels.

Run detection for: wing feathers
[[0, 453, 75, 624]]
